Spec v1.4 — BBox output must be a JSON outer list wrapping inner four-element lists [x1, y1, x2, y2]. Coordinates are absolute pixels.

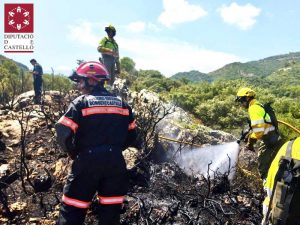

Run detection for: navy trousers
[[57, 146, 128, 225]]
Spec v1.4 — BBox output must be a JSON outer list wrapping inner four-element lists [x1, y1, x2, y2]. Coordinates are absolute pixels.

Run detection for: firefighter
[[97, 25, 120, 86], [262, 137, 300, 225], [55, 61, 137, 225], [235, 87, 283, 179]]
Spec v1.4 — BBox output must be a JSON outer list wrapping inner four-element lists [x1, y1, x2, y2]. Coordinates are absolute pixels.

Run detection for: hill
[[266, 61, 300, 85], [171, 70, 212, 82], [0, 54, 29, 71], [209, 52, 300, 80]]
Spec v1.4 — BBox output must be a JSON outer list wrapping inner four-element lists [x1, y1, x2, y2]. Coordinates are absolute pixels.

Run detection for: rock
[[113, 78, 129, 99], [0, 164, 10, 176], [224, 195, 231, 204], [237, 195, 244, 203], [33, 173, 52, 192], [123, 147, 139, 169], [41, 219, 56, 225], [53, 158, 68, 178], [29, 217, 41, 222], [37, 147, 46, 155], [0, 120, 21, 146], [0, 109, 9, 116], [9, 201, 27, 212], [0, 218, 9, 222]]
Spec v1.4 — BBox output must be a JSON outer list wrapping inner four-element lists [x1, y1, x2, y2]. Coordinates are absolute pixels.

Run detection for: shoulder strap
[[104, 37, 109, 46], [103, 37, 118, 49], [255, 102, 268, 119], [285, 139, 295, 158]]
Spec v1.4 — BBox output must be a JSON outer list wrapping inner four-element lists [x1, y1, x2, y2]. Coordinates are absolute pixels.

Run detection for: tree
[[120, 57, 136, 73]]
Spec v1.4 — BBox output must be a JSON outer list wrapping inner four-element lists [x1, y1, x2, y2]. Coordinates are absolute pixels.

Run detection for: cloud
[[147, 23, 161, 32], [67, 21, 240, 77], [67, 21, 98, 46], [218, 2, 261, 30], [158, 0, 207, 27], [118, 36, 240, 76], [126, 21, 161, 33], [126, 21, 146, 33], [54, 65, 73, 75]]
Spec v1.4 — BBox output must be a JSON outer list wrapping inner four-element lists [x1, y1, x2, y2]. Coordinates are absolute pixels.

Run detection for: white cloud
[[218, 2, 261, 30], [147, 23, 161, 32], [67, 21, 240, 77], [54, 65, 73, 75], [118, 36, 240, 76], [158, 0, 207, 27], [67, 21, 99, 46], [126, 21, 161, 33], [126, 21, 146, 33]]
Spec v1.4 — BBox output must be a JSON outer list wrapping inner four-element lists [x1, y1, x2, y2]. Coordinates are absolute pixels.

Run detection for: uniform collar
[[91, 86, 110, 95]]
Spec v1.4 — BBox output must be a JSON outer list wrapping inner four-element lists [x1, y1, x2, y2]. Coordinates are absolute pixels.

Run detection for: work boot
[[33, 96, 42, 105]]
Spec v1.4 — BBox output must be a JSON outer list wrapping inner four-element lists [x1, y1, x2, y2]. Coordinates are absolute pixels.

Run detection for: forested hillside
[[209, 52, 300, 80], [0, 55, 29, 71], [169, 51, 300, 82], [128, 54, 300, 140], [171, 70, 212, 83], [1, 52, 300, 140]]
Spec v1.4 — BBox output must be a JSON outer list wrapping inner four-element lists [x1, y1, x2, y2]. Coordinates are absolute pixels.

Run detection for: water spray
[[175, 142, 240, 179], [158, 135, 240, 179]]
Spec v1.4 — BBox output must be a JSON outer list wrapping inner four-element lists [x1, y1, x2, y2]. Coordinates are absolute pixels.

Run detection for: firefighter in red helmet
[[55, 61, 137, 225]]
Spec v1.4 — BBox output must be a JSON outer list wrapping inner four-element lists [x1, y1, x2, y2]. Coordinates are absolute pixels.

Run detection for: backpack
[[257, 102, 279, 133], [268, 139, 300, 225]]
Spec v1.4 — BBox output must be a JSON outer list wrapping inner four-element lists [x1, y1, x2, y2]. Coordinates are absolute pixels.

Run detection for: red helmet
[[69, 61, 110, 82]]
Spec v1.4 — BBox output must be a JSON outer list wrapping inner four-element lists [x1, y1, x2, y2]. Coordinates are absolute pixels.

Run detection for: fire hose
[[158, 135, 202, 148], [278, 120, 300, 135]]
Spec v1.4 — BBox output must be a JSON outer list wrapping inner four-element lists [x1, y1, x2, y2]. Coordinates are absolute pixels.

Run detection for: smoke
[[175, 142, 240, 179]]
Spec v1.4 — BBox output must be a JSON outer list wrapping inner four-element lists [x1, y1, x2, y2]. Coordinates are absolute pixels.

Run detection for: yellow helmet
[[235, 87, 255, 102], [105, 25, 116, 33]]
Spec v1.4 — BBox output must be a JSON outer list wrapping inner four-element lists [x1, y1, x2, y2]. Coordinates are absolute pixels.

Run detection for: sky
[[1, 0, 300, 77]]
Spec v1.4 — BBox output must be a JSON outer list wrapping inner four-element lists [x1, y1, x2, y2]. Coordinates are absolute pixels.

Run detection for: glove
[[246, 137, 256, 152]]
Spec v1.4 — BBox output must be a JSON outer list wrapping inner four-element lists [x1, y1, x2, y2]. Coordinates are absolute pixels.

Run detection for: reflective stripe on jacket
[[262, 137, 300, 215], [55, 87, 137, 153], [248, 99, 275, 139]]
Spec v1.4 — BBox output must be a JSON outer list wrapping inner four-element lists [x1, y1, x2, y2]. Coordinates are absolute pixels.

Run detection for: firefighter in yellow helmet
[[97, 25, 120, 86], [261, 137, 300, 225], [235, 87, 284, 179]]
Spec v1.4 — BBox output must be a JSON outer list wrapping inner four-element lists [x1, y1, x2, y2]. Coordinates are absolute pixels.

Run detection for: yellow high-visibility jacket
[[248, 99, 275, 140], [262, 137, 300, 216]]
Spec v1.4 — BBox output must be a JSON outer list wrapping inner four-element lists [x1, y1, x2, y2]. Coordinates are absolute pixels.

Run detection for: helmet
[[69, 61, 110, 82], [235, 87, 255, 102], [105, 25, 116, 35]]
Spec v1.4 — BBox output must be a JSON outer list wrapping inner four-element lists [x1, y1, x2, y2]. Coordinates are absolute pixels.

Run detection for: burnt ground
[[0, 92, 264, 225]]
